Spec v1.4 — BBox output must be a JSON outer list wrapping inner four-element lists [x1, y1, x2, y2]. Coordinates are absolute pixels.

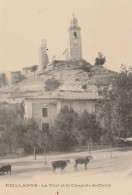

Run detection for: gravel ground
[[0, 149, 132, 179], [0, 149, 132, 195]]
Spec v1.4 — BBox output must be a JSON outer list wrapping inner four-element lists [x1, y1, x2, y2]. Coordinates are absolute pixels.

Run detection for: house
[[0, 71, 23, 87], [23, 91, 104, 132]]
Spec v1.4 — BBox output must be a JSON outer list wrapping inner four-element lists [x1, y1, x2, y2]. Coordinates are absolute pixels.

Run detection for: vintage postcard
[[0, 0, 132, 195]]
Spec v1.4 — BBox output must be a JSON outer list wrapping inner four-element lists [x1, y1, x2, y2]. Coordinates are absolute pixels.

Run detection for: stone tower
[[39, 39, 49, 71], [69, 14, 82, 60]]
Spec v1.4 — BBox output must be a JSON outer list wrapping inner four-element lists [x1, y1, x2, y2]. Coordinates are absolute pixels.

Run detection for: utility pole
[[44, 147, 46, 165]]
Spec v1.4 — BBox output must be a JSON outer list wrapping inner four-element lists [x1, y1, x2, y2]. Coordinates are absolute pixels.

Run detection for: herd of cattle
[[0, 155, 93, 175]]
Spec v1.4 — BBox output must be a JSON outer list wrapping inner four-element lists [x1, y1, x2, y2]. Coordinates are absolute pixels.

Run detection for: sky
[[0, 0, 132, 72]]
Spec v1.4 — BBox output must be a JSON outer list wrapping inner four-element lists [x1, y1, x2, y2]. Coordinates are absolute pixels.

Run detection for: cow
[[74, 155, 93, 170], [0, 165, 11, 175], [52, 160, 71, 173]]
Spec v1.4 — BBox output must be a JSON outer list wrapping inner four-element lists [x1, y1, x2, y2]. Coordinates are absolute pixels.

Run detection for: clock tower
[[69, 14, 82, 60]]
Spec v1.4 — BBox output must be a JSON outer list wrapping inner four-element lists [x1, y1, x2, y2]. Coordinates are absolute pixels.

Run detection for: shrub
[[95, 52, 106, 65], [45, 78, 61, 91], [82, 84, 87, 91]]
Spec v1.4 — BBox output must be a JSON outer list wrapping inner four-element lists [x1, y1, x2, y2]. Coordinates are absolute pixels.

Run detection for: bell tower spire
[[69, 14, 82, 60]]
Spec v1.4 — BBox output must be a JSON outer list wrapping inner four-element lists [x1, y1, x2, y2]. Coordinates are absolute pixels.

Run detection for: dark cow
[[52, 160, 71, 173], [0, 165, 11, 175], [74, 155, 93, 170]]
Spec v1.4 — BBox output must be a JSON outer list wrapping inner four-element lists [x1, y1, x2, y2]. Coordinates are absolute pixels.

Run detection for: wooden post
[[34, 146, 36, 160], [44, 147, 46, 165], [87, 140, 90, 153]]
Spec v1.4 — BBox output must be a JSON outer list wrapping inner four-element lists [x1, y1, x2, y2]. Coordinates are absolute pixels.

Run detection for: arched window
[[74, 32, 77, 38]]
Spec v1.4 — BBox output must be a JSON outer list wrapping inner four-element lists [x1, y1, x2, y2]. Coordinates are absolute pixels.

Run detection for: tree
[[12, 119, 49, 159], [82, 84, 87, 92], [44, 78, 61, 91], [0, 104, 22, 153], [38, 131, 52, 164], [31, 65, 38, 76], [53, 106, 80, 151], [100, 65, 132, 141], [23, 120, 40, 159], [78, 110, 102, 145], [0, 104, 49, 156], [80, 61, 91, 72], [95, 52, 106, 65]]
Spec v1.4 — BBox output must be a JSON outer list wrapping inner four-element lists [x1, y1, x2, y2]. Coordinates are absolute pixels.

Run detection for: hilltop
[[0, 59, 116, 103]]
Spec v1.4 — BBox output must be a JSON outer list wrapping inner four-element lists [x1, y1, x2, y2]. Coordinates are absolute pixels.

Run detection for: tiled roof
[[25, 91, 102, 100]]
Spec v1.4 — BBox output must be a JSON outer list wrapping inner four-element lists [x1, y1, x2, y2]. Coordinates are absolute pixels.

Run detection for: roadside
[[0, 148, 132, 181]]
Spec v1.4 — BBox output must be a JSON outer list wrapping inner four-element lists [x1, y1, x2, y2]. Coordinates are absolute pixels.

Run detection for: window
[[74, 32, 77, 38], [42, 108, 48, 117], [42, 123, 49, 133]]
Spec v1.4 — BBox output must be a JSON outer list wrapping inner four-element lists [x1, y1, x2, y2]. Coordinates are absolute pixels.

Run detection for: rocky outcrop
[[0, 59, 116, 104], [45, 59, 92, 71]]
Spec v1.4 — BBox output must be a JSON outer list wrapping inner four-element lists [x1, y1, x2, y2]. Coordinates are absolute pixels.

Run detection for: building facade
[[23, 91, 103, 132]]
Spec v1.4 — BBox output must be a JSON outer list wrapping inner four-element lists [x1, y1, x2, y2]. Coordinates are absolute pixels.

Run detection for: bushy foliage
[[0, 105, 22, 153], [99, 65, 132, 141], [31, 65, 38, 75], [82, 84, 87, 91], [0, 105, 49, 154], [53, 106, 80, 151], [45, 78, 61, 91], [95, 52, 106, 65], [78, 110, 102, 144], [53, 106, 102, 151], [80, 62, 91, 72]]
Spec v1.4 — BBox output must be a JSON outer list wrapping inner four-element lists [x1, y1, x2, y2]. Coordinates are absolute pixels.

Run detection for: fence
[[71, 144, 132, 174]]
